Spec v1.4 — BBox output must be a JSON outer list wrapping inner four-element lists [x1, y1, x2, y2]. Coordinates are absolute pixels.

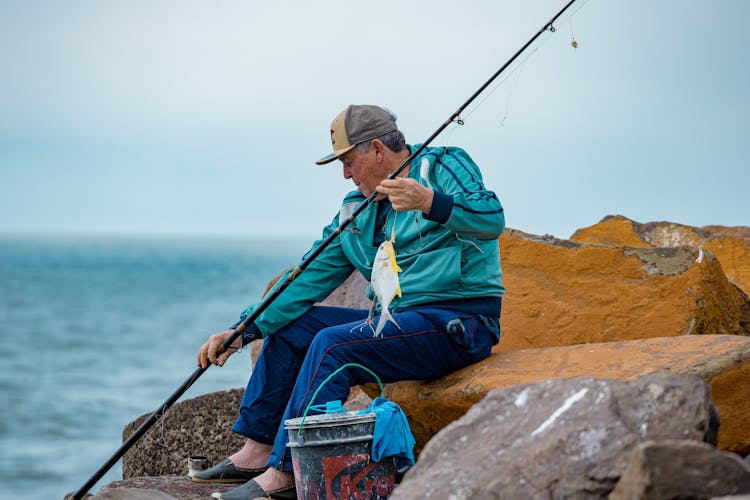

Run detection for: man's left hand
[[376, 178, 434, 213]]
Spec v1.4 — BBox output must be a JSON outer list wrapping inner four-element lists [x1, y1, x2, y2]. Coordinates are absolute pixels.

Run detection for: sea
[[0, 234, 310, 500]]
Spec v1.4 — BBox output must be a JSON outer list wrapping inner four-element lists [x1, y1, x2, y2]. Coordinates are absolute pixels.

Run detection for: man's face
[[339, 144, 388, 197]]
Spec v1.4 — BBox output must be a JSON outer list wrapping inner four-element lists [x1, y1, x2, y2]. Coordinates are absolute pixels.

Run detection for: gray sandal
[[192, 458, 267, 483], [219, 479, 297, 500]]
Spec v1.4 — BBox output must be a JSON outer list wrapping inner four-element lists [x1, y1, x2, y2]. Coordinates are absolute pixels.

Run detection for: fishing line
[[500, 62, 526, 127], [463, 45, 539, 122], [440, 26, 553, 140], [457, 0, 590, 130], [570, 15, 578, 49], [565, 0, 590, 48], [451, 24, 559, 130]]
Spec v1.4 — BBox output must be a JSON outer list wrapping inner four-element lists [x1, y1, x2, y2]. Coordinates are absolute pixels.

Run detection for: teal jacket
[[240, 144, 505, 337]]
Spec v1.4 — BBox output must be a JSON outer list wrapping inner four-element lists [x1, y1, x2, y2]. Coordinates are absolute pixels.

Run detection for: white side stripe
[[419, 157, 432, 188]]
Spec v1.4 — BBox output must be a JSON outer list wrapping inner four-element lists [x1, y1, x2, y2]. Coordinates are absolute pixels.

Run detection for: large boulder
[[375, 335, 750, 456], [391, 374, 719, 499], [497, 228, 750, 351], [122, 388, 246, 478], [609, 440, 750, 500], [307, 228, 750, 352], [121, 383, 372, 478], [571, 215, 750, 296]]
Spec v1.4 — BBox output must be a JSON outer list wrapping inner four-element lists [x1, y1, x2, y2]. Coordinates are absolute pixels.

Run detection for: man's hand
[[197, 329, 241, 369], [376, 178, 434, 213]]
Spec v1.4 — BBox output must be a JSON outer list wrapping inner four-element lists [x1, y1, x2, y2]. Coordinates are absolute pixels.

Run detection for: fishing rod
[[71, 1, 578, 497]]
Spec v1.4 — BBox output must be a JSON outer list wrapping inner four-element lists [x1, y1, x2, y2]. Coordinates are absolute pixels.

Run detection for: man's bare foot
[[254, 467, 295, 492], [229, 439, 273, 470]]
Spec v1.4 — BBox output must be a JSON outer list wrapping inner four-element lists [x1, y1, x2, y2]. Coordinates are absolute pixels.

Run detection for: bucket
[[285, 363, 396, 500], [286, 410, 396, 500]]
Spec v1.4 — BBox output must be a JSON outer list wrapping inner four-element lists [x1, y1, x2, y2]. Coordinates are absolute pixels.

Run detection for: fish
[[370, 231, 402, 337]]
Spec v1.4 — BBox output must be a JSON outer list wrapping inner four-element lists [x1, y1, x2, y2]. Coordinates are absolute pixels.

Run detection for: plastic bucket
[[285, 410, 396, 500]]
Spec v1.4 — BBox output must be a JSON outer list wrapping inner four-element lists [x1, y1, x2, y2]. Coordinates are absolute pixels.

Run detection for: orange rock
[[498, 228, 750, 351], [572, 215, 750, 297], [377, 335, 750, 456], [570, 215, 651, 247]]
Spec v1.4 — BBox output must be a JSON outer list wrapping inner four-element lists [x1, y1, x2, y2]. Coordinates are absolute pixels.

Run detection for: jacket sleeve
[[423, 147, 505, 240], [236, 210, 356, 338]]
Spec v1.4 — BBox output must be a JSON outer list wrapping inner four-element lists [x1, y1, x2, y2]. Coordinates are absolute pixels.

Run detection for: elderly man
[[195, 104, 505, 499]]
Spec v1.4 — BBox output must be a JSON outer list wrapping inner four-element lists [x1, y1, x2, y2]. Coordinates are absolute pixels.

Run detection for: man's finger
[[217, 351, 230, 367], [198, 344, 208, 369], [208, 342, 217, 364]]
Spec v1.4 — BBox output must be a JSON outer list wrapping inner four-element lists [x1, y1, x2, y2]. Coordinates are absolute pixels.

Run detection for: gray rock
[[121, 388, 247, 478], [610, 440, 750, 500], [91, 476, 236, 500], [391, 374, 718, 500], [120, 382, 372, 479], [93, 486, 178, 499]]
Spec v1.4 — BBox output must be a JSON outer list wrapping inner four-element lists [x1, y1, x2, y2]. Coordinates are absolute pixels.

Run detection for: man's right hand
[[197, 329, 241, 369]]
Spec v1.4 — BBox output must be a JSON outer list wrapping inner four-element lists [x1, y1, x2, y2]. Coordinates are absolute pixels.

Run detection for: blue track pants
[[231, 305, 498, 471]]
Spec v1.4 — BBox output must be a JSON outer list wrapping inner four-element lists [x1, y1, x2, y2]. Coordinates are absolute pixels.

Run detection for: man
[[195, 104, 505, 500]]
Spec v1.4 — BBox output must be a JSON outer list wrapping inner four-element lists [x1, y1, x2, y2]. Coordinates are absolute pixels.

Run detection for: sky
[[1, 0, 749, 241]]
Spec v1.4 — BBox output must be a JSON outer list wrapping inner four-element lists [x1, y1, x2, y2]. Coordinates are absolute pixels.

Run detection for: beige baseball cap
[[316, 105, 397, 165]]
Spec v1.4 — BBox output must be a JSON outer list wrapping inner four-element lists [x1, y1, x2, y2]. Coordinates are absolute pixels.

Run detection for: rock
[[265, 229, 750, 352], [391, 374, 717, 500], [497, 228, 750, 351], [93, 476, 236, 500], [93, 486, 178, 499], [373, 335, 750, 456], [609, 440, 750, 500], [571, 215, 750, 296], [570, 214, 654, 248], [121, 385, 372, 478], [121, 388, 247, 478]]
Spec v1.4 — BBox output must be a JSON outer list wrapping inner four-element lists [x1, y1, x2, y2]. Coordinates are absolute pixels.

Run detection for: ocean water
[[0, 234, 309, 500]]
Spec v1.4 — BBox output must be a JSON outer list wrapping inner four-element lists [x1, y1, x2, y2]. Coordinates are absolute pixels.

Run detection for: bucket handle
[[297, 363, 384, 437]]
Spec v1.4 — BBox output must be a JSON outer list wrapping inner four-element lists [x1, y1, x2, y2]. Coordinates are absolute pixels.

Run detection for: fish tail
[[374, 307, 401, 337]]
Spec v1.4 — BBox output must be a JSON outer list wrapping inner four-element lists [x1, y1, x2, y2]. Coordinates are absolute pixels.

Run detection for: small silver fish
[[370, 233, 402, 337]]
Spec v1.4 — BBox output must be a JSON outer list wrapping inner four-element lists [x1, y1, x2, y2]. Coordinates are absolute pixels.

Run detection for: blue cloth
[[358, 397, 415, 471], [231, 304, 498, 471]]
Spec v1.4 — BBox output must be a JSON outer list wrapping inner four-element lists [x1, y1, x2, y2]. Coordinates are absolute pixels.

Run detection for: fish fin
[[350, 300, 378, 334], [367, 299, 377, 323], [374, 308, 400, 337], [395, 284, 402, 297]]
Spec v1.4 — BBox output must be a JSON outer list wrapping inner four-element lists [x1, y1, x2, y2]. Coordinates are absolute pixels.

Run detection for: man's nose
[[343, 165, 352, 179]]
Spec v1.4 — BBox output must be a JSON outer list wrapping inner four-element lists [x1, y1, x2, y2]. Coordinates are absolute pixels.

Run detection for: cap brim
[[315, 144, 356, 165]]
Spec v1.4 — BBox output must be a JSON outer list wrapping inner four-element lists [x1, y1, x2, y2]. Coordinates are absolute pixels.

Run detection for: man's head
[[316, 105, 404, 165], [317, 105, 408, 197]]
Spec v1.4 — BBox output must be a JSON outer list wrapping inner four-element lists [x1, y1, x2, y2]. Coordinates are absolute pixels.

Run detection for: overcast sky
[[1, 0, 748, 240]]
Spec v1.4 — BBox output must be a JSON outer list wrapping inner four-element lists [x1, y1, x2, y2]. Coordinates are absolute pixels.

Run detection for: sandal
[[192, 458, 267, 483], [217, 479, 297, 500]]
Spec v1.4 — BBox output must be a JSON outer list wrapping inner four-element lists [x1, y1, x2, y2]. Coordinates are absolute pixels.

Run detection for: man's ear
[[371, 139, 386, 162]]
